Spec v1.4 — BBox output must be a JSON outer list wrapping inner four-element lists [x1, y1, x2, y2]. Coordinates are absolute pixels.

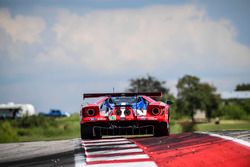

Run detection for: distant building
[[0, 102, 36, 119], [221, 91, 250, 100]]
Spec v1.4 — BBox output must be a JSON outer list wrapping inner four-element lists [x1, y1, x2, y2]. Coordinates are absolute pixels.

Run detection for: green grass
[[170, 123, 182, 134], [0, 114, 80, 143], [169, 119, 250, 134], [195, 120, 250, 132]]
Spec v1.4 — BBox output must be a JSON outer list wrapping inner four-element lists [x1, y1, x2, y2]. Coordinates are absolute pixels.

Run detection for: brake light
[[151, 107, 161, 116], [86, 109, 95, 116], [82, 107, 98, 117], [124, 109, 131, 116]]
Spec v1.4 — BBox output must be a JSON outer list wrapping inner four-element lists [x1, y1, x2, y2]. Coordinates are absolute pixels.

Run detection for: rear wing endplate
[[83, 92, 162, 99]]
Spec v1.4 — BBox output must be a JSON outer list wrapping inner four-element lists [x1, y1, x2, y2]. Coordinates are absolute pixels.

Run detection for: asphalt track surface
[[0, 131, 249, 167]]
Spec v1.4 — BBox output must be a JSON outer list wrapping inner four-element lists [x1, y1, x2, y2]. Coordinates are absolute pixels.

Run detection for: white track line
[[83, 140, 132, 146], [75, 160, 158, 167], [74, 152, 87, 167], [86, 154, 149, 162], [236, 133, 250, 138], [82, 138, 127, 143], [76, 138, 158, 167], [84, 143, 137, 150], [86, 148, 143, 156], [87, 161, 158, 167], [200, 132, 250, 147]]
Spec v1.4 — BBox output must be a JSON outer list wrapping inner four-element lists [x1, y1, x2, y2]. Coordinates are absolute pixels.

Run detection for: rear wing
[[83, 92, 162, 99]]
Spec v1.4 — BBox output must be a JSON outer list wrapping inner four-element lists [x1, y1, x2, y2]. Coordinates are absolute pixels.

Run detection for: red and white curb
[[199, 132, 250, 147], [75, 137, 157, 167]]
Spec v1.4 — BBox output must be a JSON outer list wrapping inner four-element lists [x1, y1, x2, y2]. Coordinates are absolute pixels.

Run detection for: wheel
[[154, 122, 170, 137], [80, 124, 102, 139]]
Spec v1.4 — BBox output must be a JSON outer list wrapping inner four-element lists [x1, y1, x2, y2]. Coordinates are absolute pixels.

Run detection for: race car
[[80, 92, 172, 139]]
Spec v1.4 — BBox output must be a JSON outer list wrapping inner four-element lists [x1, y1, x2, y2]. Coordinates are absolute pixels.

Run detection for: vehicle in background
[[80, 92, 172, 139], [39, 109, 70, 117], [0, 103, 36, 119]]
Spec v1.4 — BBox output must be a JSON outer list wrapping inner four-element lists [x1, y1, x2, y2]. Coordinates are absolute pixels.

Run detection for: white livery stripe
[[86, 154, 149, 162], [86, 148, 143, 156]]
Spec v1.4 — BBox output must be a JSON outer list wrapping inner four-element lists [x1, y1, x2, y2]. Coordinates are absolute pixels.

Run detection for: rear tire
[[154, 122, 170, 137], [81, 124, 93, 139]]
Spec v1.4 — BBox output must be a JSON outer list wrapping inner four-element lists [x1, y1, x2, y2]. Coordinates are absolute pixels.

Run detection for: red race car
[[80, 92, 172, 139]]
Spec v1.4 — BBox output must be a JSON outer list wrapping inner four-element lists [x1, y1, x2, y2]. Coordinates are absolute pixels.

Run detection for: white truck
[[0, 103, 36, 119]]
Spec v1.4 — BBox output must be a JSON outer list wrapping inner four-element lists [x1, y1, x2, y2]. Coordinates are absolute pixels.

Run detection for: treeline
[[127, 74, 250, 122], [235, 83, 250, 91]]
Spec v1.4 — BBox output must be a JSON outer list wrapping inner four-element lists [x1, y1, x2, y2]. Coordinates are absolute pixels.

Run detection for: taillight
[[86, 109, 95, 116], [151, 107, 161, 116], [116, 109, 122, 116], [124, 109, 131, 116]]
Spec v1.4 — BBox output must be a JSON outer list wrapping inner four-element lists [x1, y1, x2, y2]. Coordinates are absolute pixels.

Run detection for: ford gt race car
[[80, 92, 172, 139]]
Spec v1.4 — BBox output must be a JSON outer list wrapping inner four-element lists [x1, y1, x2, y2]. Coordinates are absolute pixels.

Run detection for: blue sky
[[0, 0, 249, 113]]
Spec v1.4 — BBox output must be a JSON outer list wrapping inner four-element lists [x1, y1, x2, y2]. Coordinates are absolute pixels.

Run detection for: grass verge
[[0, 114, 80, 143], [195, 120, 250, 132]]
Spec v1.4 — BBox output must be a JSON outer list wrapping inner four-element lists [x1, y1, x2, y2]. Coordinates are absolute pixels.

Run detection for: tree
[[126, 75, 173, 103], [127, 75, 169, 94], [176, 75, 220, 122], [235, 83, 250, 91], [199, 83, 220, 121]]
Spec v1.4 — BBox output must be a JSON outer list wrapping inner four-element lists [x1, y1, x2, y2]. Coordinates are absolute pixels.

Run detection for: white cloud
[[38, 5, 250, 77], [37, 47, 75, 65], [0, 8, 45, 44]]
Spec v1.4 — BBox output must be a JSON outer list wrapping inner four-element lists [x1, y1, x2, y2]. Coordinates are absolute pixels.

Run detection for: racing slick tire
[[81, 124, 101, 139], [154, 122, 170, 137]]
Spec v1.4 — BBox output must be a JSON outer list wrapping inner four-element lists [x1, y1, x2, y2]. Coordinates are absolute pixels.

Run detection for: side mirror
[[166, 100, 173, 105]]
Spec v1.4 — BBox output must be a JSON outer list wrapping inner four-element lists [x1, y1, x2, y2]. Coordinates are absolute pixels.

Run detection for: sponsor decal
[[97, 117, 106, 121], [148, 117, 157, 120], [120, 117, 125, 121], [138, 117, 146, 120], [89, 118, 96, 121], [136, 109, 147, 116], [109, 115, 116, 120], [137, 116, 157, 120]]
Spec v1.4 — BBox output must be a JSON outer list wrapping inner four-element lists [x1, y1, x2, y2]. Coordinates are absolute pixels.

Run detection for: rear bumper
[[93, 125, 154, 136], [80, 116, 166, 124], [82, 120, 168, 136]]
